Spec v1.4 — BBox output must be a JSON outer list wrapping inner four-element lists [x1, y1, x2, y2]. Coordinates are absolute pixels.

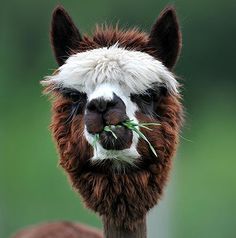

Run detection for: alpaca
[[12, 5, 183, 238]]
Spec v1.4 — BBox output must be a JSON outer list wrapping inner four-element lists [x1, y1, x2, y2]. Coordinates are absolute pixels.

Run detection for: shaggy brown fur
[[12, 221, 103, 238]]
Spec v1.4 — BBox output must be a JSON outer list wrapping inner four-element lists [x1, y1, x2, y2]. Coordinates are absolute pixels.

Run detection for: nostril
[[87, 100, 97, 111], [107, 100, 117, 107], [87, 99, 108, 113], [97, 100, 107, 112]]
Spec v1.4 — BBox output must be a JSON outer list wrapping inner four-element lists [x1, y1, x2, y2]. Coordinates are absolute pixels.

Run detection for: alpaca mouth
[[99, 125, 133, 150]]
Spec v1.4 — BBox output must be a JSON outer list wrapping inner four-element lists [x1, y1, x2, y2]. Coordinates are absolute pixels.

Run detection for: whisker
[[64, 102, 82, 125], [179, 134, 193, 143]]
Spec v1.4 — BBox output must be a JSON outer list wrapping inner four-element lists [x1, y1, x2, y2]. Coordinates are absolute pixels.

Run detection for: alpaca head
[[42, 5, 183, 230]]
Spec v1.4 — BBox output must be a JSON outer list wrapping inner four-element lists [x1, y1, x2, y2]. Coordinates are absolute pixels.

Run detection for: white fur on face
[[43, 44, 179, 163]]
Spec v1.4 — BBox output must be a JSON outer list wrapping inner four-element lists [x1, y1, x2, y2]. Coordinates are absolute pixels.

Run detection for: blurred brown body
[[12, 222, 103, 238]]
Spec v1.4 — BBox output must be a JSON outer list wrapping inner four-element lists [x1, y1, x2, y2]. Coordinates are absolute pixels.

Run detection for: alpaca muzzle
[[84, 94, 132, 150]]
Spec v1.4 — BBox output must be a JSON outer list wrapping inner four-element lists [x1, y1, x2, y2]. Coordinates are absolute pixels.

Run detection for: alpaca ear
[[51, 6, 82, 66], [148, 6, 182, 70]]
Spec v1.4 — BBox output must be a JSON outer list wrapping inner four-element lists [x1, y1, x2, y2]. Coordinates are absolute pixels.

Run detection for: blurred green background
[[1, 0, 236, 237]]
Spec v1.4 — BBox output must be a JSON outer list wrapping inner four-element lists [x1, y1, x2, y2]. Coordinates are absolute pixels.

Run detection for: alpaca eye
[[141, 94, 153, 104], [59, 88, 82, 102], [68, 92, 81, 102]]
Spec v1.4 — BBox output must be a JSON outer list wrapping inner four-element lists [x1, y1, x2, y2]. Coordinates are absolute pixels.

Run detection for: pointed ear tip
[[52, 5, 67, 16], [162, 5, 178, 17], [164, 5, 177, 12]]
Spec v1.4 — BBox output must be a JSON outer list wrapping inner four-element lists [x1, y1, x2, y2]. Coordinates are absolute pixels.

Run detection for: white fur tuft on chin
[[84, 125, 140, 164]]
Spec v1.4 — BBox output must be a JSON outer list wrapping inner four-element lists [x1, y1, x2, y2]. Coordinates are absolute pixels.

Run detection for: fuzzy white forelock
[[43, 44, 179, 95]]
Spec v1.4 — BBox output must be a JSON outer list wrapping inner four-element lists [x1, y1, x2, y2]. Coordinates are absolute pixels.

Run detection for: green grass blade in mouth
[[137, 125, 153, 131], [138, 122, 161, 131], [139, 122, 161, 126], [93, 134, 100, 151], [91, 120, 160, 158], [122, 119, 159, 157], [104, 125, 118, 139], [132, 127, 158, 157]]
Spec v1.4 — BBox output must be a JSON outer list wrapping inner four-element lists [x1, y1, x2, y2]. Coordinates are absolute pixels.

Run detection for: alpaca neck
[[103, 216, 147, 238]]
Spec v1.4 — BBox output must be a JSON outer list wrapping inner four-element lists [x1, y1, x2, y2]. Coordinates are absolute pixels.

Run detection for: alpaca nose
[[85, 95, 128, 134], [87, 98, 110, 113]]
